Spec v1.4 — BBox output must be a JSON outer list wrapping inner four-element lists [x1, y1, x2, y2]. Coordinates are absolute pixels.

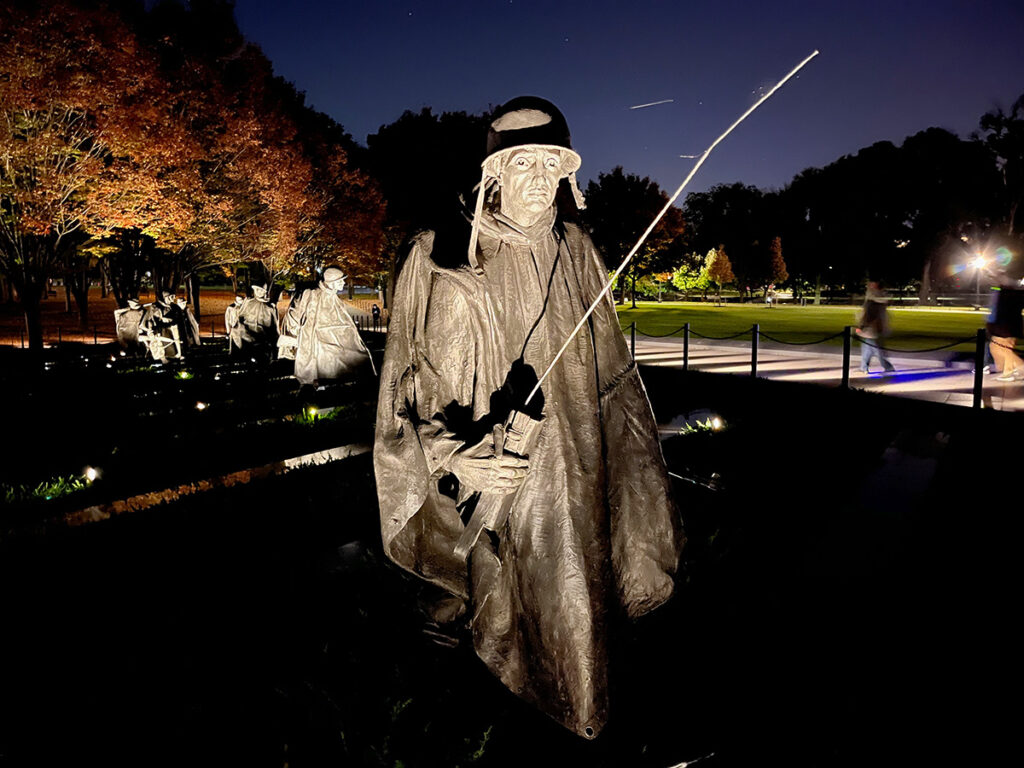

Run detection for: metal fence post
[[93, 326, 98, 345], [58, 326, 62, 345], [750, 324, 758, 377], [841, 326, 851, 389], [630, 321, 636, 360], [20, 327, 24, 349], [211, 320, 215, 339], [973, 328, 986, 409], [683, 322, 690, 372]]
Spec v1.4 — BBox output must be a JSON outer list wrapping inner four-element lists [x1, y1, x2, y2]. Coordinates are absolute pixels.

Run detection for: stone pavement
[[631, 335, 1024, 412]]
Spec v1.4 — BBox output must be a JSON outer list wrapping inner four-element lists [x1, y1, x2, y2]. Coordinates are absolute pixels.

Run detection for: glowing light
[[711, 416, 723, 430], [119, 351, 126, 357], [971, 256, 987, 270], [960, 235, 970, 243], [214, 373, 221, 381], [195, 401, 207, 411], [84, 467, 99, 482], [105, 363, 112, 369]]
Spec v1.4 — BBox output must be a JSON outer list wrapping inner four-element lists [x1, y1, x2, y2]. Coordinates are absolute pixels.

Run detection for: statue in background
[[279, 267, 374, 386], [176, 296, 202, 351], [236, 284, 279, 363], [113, 298, 144, 355], [225, 290, 249, 355], [139, 292, 181, 362], [375, 97, 683, 739]]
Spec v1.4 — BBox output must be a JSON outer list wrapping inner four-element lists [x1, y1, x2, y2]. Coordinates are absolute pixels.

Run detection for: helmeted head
[[162, 291, 175, 304], [127, 298, 141, 310], [467, 96, 586, 266], [176, 297, 187, 309], [322, 267, 346, 294], [252, 284, 268, 301], [482, 96, 581, 181]]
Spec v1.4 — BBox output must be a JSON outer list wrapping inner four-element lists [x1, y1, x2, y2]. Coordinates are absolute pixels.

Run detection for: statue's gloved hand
[[449, 433, 529, 495]]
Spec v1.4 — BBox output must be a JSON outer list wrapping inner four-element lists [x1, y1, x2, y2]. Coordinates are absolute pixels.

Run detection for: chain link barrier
[[624, 320, 1015, 355], [757, 330, 846, 345], [857, 335, 979, 354]]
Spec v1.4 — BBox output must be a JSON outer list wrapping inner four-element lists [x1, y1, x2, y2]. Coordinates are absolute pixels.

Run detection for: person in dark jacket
[[984, 265, 1024, 381]]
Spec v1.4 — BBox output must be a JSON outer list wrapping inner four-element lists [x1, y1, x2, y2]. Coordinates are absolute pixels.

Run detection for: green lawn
[[616, 301, 993, 352]]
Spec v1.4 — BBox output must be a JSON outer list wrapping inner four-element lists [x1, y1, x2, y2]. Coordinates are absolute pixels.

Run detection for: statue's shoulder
[[558, 219, 597, 253], [403, 229, 480, 292]]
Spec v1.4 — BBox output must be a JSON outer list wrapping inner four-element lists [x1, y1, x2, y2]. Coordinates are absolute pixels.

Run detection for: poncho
[[374, 208, 683, 738]]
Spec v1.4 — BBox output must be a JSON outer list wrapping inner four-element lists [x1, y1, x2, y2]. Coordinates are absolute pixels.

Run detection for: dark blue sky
[[233, 0, 1024, 195]]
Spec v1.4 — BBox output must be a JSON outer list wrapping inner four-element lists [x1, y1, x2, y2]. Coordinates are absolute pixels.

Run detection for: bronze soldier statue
[[375, 96, 683, 739]]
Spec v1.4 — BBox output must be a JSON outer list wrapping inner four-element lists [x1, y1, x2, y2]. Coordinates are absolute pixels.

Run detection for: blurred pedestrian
[[856, 281, 895, 373], [984, 265, 1024, 381]]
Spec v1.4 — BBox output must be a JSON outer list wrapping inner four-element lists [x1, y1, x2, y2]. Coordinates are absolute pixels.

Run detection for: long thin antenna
[[525, 49, 819, 406]]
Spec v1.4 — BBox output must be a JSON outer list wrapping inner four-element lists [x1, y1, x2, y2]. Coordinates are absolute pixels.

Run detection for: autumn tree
[[0, 1, 151, 348], [766, 236, 787, 291], [705, 246, 735, 301]]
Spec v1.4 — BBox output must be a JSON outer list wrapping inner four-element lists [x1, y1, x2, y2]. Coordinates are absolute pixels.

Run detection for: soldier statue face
[[498, 147, 565, 226]]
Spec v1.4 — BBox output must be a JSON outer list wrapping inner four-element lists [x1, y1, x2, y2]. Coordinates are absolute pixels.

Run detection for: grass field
[[616, 301, 996, 352]]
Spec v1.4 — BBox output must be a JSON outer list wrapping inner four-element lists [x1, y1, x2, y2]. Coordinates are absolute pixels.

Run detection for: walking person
[[984, 265, 1024, 381], [856, 281, 895, 374]]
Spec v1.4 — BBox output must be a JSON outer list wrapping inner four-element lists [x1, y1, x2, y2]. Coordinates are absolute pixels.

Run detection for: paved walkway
[[632, 335, 1024, 412]]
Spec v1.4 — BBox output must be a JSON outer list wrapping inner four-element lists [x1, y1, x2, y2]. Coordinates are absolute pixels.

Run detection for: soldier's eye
[[544, 157, 561, 170], [514, 156, 531, 168]]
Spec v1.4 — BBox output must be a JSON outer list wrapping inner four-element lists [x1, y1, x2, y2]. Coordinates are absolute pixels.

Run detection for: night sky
[[233, 0, 1024, 195]]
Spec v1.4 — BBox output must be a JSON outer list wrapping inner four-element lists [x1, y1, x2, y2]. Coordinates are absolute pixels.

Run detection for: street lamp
[[971, 254, 987, 308]]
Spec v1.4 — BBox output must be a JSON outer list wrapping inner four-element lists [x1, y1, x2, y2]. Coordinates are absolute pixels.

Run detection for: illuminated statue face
[[499, 147, 565, 226], [324, 276, 346, 294]]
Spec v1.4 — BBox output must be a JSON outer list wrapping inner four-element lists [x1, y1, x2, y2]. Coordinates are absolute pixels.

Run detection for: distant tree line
[[4, 1, 1023, 354]]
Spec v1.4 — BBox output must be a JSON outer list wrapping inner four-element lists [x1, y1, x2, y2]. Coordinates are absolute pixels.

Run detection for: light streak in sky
[[526, 49, 820, 406], [629, 98, 674, 110]]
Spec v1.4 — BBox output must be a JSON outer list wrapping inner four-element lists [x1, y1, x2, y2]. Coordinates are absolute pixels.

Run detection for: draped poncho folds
[[374, 208, 683, 739]]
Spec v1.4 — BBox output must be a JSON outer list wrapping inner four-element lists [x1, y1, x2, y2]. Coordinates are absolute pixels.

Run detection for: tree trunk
[[71, 281, 89, 329], [813, 274, 822, 305], [187, 273, 201, 323], [20, 282, 45, 354], [64, 281, 72, 314], [630, 273, 637, 308]]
